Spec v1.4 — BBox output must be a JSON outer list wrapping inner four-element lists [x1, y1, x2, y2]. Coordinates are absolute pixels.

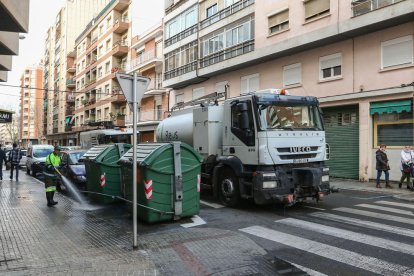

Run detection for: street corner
[[136, 227, 278, 276]]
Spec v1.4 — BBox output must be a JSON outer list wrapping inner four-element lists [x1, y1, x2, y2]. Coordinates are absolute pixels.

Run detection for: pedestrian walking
[[0, 145, 8, 180], [399, 145, 413, 190], [376, 144, 391, 189], [9, 143, 22, 181], [43, 145, 62, 207]]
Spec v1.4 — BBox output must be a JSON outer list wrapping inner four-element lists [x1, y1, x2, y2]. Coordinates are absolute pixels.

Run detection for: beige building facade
[[19, 65, 44, 148], [43, 0, 112, 145], [163, 0, 414, 181]]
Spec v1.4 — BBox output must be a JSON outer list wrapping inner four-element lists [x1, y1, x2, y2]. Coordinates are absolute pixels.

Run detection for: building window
[[185, 10, 197, 29], [241, 73, 259, 94], [216, 81, 228, 94], [165, 5, 198, 39], [105, 84, 110, 95], [225, 0, 240, 7], [206, 4, 218, 18], [304, 0, 330, 21], [105, 39, 111, 51], [97, 109, 101, 121], [192, 87, 205, 100], [99, 45, 103, 56], [320, 53, 341, 80], [372, 104, 413, 147], [105, 62, 110, 74], [381, 35, 413, 69], [99, 25, 104, 35], [104, 107, 109, 119], [176, 93, 184, 104], [268, 9, 289, 34], [98, 67, 103, 78], [283, 63, 301, 87]]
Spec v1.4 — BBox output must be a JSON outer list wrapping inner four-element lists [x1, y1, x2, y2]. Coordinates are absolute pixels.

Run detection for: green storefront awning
[[370, 100, 412, 115]]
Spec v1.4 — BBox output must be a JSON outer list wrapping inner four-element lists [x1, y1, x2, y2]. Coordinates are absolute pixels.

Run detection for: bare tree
[[5, 115, 19, 144]]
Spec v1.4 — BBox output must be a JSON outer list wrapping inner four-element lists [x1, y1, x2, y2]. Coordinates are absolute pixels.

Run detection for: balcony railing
[[164, 61, 197, 80], [351, 0, 405, 16], [200, 0, 255, 29], [66, 78, 76, 87], [126, 49, 161, 71], [138, 109, 168, 122], [165, 25, 198, 48], [200, 39, 254, 68]]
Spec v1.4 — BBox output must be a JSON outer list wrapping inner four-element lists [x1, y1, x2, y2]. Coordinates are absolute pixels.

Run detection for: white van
[[26, 145, 54, 176]]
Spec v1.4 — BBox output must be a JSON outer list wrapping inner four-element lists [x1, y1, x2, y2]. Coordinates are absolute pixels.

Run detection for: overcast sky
[[1, 0, 164, 113]]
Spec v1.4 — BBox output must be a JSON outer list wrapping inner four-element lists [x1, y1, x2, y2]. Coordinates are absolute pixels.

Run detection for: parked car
[[26, 145, 54, 176], [19, 150, 27, 168], [61, 146, 81, 151], [59, 150, 87, 188]]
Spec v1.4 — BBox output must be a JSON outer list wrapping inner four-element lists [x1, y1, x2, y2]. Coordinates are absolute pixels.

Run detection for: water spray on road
[[54, 168, 88, 205]]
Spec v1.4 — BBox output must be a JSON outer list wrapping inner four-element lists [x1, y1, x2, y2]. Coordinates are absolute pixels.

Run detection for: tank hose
[[79, 190, 175, 215]]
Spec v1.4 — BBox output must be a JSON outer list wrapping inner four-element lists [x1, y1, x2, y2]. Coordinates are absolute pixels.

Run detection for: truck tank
[[156, 108, 194, 145]]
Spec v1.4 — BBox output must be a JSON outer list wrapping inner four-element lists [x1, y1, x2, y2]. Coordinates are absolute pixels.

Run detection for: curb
[[335, 186, 414, 202]]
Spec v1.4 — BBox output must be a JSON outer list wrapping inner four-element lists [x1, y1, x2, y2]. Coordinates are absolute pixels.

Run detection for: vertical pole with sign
[[116, 73, 150, 249]]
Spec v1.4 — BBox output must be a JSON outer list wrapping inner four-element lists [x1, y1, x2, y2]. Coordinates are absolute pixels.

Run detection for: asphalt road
[[33, 171, 414, 275]]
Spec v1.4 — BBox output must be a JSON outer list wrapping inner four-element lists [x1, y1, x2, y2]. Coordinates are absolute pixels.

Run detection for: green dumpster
[[83, 143, 131, 203], [118, 142, 203, 223]]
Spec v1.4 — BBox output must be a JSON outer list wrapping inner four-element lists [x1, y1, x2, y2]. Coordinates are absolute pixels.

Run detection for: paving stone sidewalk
[[0, 171, 279, 275], [331, 178, 414, 202]]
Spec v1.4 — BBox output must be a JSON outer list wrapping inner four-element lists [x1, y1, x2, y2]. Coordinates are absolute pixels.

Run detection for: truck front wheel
[[218, 168, 240, 207]]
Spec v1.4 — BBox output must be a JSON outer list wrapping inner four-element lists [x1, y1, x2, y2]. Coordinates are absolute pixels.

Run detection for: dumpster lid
[[119, 143, 168, 165], [81, 145, 113, 160]]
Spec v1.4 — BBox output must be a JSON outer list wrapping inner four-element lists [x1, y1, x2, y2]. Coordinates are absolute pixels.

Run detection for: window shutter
[[320, 54, 341, 69], [283, 63, 301, 86], [382, 37, 413, 68], [268, 9, 289, 27], [192, 87, 205, 100], [249, 75, 260, 92], [240, 78, 248, 94], [305, 0, 330, 19]]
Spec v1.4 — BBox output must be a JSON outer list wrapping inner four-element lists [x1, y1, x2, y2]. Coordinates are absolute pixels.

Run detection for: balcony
[[138, 108, 168, 122], [67, 94, 76, 102], [352, 0, 405, 16], [165, 25, 197, 48], [112, 42, 128, 57], [65, 106, 75, 116], [66, 66, 76, 73], [110, 92, 126, 104], [126, 49, 162, 72], [200, 0, 255, 30], [144, 79, 167, 97], [113, 19, 129, 34], [164, 61, 197, 80], [66, 78, 76, 88], [65, 125, 72, 132]]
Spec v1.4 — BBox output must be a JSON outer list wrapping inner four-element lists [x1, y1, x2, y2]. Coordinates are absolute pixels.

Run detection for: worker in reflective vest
[[44, 145, 62, 207]]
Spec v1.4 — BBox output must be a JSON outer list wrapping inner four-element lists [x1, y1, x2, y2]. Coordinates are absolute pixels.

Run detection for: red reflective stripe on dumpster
[[100, 173, 106, 187], [197, 174, 200, 192], [144, 180, 153, 199]]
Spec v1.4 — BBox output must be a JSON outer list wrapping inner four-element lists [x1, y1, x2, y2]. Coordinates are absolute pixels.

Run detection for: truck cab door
[[222, 99, 258, 165]]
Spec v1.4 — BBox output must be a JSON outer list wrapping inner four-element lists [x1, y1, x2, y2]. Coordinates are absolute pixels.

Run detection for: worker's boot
[[50, 191, 58, 205], [376, 183, 381, 188], [385, 182, 392, 189], [46, 192, 53, 207]]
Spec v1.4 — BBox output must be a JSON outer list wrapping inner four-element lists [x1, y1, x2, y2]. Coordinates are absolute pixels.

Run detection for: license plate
[[293, 158, 308, 164]]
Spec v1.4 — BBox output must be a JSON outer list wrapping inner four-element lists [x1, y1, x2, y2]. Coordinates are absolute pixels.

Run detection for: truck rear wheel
[[219, 168, 240, 207]]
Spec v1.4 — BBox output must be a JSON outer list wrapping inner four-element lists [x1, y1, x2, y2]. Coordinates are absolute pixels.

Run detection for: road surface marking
[[289, 262, 328, 276], [181, 215, 206, 228], [239, 226, 414, 276], [302, 206, 325, 211], [276, 218, 414, 255], [200, 200, 224, 209], [356, 204, 414, 216], [310, 212, 414, 238], [334, 207, 414, 225], [375, 200, 414, 210]]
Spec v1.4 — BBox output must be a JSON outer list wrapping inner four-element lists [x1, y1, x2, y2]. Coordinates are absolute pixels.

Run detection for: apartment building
[[19, 65, 44, 148], [163, 0, 414, 182], [43, 0, 112, 146], [73, 0, 131, 133], [126, 22, 168, 142]]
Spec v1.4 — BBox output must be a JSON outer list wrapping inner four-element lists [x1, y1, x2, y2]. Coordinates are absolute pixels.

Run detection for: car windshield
[[33, 148, 53, 158], [258, 104, 323, 131], [69, 152, 86, 165]]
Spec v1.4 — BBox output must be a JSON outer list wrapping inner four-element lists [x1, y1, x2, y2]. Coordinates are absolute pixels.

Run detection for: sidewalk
[[331, 178, 414, 202], [0, 171, 276, 275]]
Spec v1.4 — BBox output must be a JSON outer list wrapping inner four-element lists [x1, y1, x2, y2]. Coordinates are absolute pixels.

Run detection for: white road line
[[375, 200, 414, 210], [180, 215, 206, 228], [289, 262, 328, 276], [302, 206, 325, 211], [310, 212, 414, 238], [356, 204, 414, 216], [239, 226, 414, 276], [200, 200, 224, 209], [334, 207, 414, 226], [276, 218, 414, 256]]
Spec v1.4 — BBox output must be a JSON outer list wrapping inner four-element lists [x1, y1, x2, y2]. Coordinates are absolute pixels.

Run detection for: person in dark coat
[[0, 144, 7, 180], [376, 144, 391, 189]]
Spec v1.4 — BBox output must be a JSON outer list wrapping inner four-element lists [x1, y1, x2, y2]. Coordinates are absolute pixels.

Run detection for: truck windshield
[[258, 104, 323, 131]]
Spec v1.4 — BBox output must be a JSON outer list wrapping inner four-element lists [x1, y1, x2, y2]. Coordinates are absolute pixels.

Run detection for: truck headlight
[[263, 181, 278, 189], [322, 175, 329, 182]]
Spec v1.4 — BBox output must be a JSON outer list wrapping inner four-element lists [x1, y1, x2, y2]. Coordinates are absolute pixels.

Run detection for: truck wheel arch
[[212, 156, 244, 198]]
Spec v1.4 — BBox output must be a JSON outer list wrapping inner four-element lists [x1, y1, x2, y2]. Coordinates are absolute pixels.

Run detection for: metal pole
[[132, 72, 138, 249]]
